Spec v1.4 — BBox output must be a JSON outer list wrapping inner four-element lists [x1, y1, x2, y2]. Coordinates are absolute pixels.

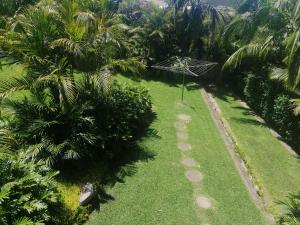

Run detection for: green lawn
[[213, 92, 300, 215], [86, 75, 265, 225]]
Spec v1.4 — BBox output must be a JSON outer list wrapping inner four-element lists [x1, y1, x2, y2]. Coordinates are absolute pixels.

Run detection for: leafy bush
[[0, 150, 89, 225], [0, 150, 62, 225], [81, 80, 153, 157], [1, 80, 153, 166], [272, 95, 299, 143], [279, 192, 300, 225], [243, 72, 264, 113]]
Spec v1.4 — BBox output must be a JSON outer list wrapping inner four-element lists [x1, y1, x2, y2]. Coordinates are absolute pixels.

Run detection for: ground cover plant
[[0, 150, 67, 225]]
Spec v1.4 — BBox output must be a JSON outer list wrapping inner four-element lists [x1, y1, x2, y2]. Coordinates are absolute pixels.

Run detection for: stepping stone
[[177, 131, 188, 141], [177, 143, 192, 151], [174, 122, 187, 130], [176, 101, 185, 107], [185, 170, 203, 182], [177, 114, 191, 122], [196, 196, 212, 209], [181, 158, 197, 167]]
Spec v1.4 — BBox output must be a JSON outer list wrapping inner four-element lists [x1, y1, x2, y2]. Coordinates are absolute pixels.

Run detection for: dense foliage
[[0, 79, 152, 167], [0, 0, 153, 166], [0, 0, 300, 224], [222, 0, 300, 151], [279, 192, 300, 224], [0, 0, 153, 223], [222, 0, 300, 101], [0, 150, 62, 225]]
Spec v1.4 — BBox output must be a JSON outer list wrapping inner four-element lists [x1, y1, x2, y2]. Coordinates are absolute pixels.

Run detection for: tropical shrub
[[0, 79, 153, 166], [89, 81, 153, 156], [243, 72, 265, 113], [0, 150, 62, 225], [272, 95, 299, 143], [0, 0, 153, 167], [222, 0, 300, 113], [279, 192, 300, 225]]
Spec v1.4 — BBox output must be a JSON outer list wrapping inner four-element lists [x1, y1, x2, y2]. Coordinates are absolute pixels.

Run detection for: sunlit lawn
[[214, 93, 300, 215], [86, 75, 265, 225]]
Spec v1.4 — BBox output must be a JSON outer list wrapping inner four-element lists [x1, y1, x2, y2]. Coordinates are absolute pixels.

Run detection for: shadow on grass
[[231, 117, 266, 127], [57, 126, 158, 212], [205, 84, 236, 103]]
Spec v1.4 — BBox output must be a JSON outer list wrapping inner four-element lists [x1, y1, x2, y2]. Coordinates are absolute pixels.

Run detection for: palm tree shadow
[[57, 125, 159, 211], [204, 83, 236, 102], [90, 142, 157, 212], [103, 143, 156, 188], [231, 117, 266, 127]]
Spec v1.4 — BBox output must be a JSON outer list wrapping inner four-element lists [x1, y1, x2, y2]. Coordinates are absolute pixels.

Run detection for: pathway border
[[200, 88, 275, 224]]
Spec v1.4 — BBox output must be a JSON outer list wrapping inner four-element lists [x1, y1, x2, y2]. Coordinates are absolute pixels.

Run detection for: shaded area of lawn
[[211, 87, 300, 215], [86, 75, 265, 225], [56, 143, 156, 211]]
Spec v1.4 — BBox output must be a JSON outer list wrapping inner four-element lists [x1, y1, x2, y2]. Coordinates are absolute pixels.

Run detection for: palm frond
[[0, 77, 32, 100], [12, 217, 35, 225], [223, 37, 273, 71], [0, 128, 16, 147], [110, 57, 146, 75], [285, 30, 300, 90], [50, 38, 85, 58], [58, 74, 77, 107], [293, 0, 300, 22], [279, 193, 300, 224], [94, 68, 112, 93]]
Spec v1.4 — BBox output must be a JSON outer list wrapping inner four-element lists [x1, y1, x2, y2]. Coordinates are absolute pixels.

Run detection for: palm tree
[[171, 0, 230, 58], [222, 0, 300, 92], [0, 0, 147, 165]]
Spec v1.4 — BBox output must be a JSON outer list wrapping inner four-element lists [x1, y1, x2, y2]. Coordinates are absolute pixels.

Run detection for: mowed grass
[[214, 93, 300, 214], [86, 75, 266, 225]]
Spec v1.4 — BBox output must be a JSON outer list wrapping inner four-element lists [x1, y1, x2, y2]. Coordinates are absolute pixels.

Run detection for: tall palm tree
[[171, 0, 230, 58], [222, 0, 300, 92], [0, 0, 146, 165]]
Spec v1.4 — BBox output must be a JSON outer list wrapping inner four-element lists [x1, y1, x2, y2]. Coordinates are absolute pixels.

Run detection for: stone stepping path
[[181, 157, 197, 167], [196, 196, 213, 209], [176, 131, 188, 141], [177, 114, 191, 122], [175, 113, 213, 223], [174, 121, 187, 130], [185, 170, 203, 182], [177, 143, 192, 151]]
